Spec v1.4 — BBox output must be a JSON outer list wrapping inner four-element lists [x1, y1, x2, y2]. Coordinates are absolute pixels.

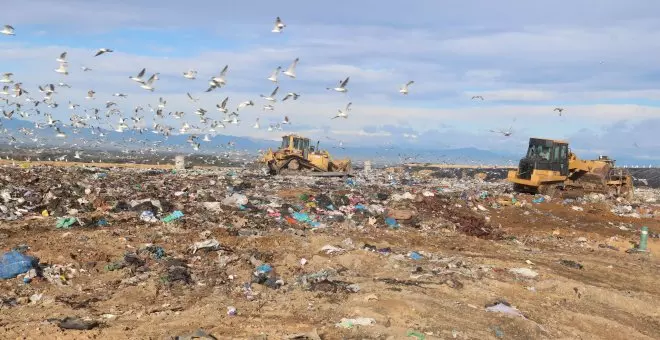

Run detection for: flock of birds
[[0, 19, 429, 156], [0, 21, 633, 166]]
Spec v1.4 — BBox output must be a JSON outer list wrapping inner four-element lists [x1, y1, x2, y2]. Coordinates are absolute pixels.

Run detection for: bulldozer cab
[[520, 138, 570, 178], [281, 135, 311, 158]]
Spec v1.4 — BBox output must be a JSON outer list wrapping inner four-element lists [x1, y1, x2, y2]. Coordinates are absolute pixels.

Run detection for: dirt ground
[[0, 166, 659, 339]]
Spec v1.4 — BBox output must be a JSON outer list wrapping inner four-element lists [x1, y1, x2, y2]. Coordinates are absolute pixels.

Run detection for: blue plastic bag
[[292, 212, 311, 223], [0, 251, 38, 280], [385, 217, 399, 229], [256, 264, 273, 274], [532, 197, 545, 204]]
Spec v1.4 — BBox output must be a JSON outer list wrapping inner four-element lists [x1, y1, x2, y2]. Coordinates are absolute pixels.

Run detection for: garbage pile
[[0, 164, 658, 338]]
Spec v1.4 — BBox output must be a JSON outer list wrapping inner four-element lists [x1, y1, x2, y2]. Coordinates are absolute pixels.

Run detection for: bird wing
[[59, 52, 67, 60], [220, 65, 228, 76], [271, 86, 279, 96], [407, 80, 414, 86], [287, 58, 299, 72], [187, 92, 194, 100], [94, 50, 103, 56], [341, 77, 350, 87], [137, 68, 146, 78], [346, 102, 352, 111]]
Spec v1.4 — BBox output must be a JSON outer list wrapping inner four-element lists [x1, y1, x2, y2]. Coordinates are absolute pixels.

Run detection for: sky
[[2, 0, 660, 163]]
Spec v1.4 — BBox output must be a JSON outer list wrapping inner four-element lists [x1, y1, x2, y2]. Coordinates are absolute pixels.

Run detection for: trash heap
[[0, 164, 658, 338]]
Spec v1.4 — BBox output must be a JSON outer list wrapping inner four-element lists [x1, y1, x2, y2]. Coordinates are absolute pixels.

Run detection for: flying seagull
[[1, 25, 15, 36], [327, 77, 350, 93], [56, 52, 67, 63], [183, 70, 197, 79], [253, 118, 260, 129], [211, 65, 229, 86], [332, 102, 352, 119], [187, 92, 199, 103], [267, 66, 282, 83], [283, 58, 299, 78], [216, 97, 229, 113], [130, 68, 146, 82], [81, 66, 92, 72], [85, 90, 95, 99], [471, 95, 484, 100], [554, 107, 565, 116], [272, 17, 286, 33], [237, 100, 254, 111], [140, 74, 157, 91], [55, 63, 69, 75], [399, 80, 414, 95], [282, 92, 300, 101], [54, 127, 66, 138], [282, 116, 290, 125], [489, 119, 515, 137], [0, 73, 13, 83], [260, 86, 279, 102], [94, 48, 113, 56], [490, 129, 513, 137]]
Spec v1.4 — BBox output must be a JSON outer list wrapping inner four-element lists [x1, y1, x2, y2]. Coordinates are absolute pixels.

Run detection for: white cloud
[[466, 89, 557, 101], [331, 129, 392, 137], [2, 1, 660, 162]]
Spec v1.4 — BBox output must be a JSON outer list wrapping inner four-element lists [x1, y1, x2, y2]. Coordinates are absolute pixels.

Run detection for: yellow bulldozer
[[262, 134, 352, 176], [507, 138, 633, 197]]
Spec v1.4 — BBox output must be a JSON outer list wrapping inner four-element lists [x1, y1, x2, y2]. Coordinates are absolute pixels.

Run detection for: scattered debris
[[559, 259, 584, 270], [335, 317, 376, 328], [485, 300, 525, 318], [55, 316, 100, 330]]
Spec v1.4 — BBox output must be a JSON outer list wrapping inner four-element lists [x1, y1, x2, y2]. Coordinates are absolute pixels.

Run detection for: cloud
[[331, 129, 392, 137], [466, 90, 557, 102], [2, 1, 660, 163]]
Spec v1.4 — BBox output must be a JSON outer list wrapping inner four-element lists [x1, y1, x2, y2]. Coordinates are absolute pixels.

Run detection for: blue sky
[[3, 0, 660, 162]]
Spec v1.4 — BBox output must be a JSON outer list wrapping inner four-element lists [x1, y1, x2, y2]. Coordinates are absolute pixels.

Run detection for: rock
[[576, 237, 588, 243]]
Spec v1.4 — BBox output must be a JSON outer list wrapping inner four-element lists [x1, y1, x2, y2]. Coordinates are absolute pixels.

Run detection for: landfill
[[0, 163, 659, 339]]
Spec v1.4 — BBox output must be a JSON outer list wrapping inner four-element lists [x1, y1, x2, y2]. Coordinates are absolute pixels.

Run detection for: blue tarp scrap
[[0, 251, 38, 280], [409, 251, 423, 260]]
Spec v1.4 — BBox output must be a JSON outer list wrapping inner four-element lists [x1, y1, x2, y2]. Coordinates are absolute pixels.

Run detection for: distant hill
[[0, 117, 270, 151], [1, 117, 655, 166]]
